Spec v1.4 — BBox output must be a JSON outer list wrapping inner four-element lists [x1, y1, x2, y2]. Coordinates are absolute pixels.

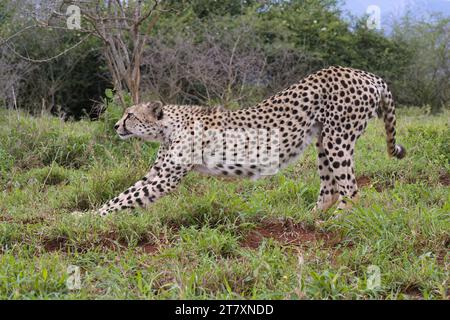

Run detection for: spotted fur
[[98, 66, 405, 216]]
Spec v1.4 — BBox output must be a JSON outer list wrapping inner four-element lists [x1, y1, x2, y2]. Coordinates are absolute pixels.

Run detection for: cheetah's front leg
[[130, 144, 167, 189], [98, 154, 192, 216], [97, 145, 167, 215]]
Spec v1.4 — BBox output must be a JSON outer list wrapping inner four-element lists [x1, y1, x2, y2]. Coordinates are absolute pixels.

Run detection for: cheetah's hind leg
[[313, 131, 339, 214]]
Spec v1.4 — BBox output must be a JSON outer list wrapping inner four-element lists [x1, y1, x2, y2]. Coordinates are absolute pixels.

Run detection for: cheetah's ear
[[147, 101, 164, 120]]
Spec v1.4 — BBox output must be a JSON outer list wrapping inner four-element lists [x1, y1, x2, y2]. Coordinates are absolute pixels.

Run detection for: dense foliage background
[[0, 0, 448, 118]]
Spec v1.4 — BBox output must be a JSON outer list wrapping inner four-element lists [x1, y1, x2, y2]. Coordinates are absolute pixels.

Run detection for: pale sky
[[342, 0, 450, 31], [342, 0, 450, 18]]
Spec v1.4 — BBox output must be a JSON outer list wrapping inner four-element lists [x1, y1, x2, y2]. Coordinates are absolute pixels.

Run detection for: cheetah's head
[[114, 101, 165, 142]]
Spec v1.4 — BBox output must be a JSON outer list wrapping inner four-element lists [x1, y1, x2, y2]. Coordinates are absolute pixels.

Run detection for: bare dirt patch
[[357, 175, 385, 192], [356, 175, 372, 188], [240, 219, 340, 249], [0, 215, 14, 223], [439, 172, 450, 186], [43, 232, 167, 254], [21, 216, 47, 225], [402, 285, 424, 300], [43, 237, 68, 252], [138, 242, 159, 254]]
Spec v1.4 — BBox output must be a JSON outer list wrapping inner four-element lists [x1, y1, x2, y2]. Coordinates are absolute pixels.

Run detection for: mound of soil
[[240, 219, 339, 249]]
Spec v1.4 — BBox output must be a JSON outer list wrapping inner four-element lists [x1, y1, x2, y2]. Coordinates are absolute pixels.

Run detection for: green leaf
[[105, 89, 114, 99]]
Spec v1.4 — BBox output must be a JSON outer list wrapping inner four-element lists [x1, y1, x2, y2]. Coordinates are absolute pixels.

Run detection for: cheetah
[[98, 66, 405, 216]]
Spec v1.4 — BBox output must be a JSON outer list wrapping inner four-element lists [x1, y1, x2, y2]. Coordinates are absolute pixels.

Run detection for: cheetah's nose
[[114, 124, 119, 130]]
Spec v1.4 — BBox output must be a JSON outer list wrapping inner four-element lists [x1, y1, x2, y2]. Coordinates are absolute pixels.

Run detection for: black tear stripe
[[123, 113, 132, 130]]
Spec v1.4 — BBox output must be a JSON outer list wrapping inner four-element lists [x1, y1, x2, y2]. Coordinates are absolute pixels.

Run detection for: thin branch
[[0, 25, 37, 47], [137, 0, 159, 26], [5, 34, 91, 63]]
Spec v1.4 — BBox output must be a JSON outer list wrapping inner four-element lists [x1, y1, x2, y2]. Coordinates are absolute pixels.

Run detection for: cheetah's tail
[[380, 86, 406, 160]]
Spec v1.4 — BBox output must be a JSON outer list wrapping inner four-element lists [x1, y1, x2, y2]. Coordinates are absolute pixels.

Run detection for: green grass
[[0, 107, 448, 300]]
